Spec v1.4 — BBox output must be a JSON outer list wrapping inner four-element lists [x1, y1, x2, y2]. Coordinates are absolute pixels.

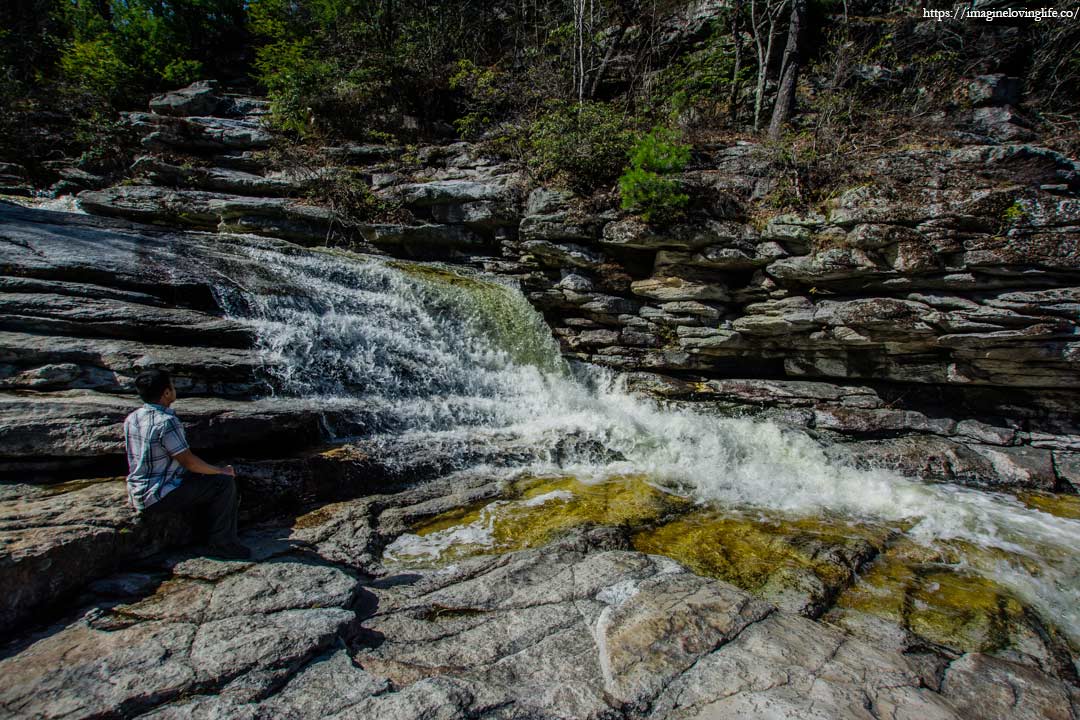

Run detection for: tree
[[767, 0, 805, 139], [749, 0, 788, 131]]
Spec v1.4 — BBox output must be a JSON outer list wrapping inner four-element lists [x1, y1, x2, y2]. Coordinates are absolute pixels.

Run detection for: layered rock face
[[70, 82, 1080, 493]]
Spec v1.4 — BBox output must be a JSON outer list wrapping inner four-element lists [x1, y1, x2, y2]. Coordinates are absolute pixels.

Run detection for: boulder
[[827, 435, 1058, 490], [631, 276, 730, 302], [972, 106, 1037, 142], [0, 479, 192, 636], [149, 80, 226, 117]]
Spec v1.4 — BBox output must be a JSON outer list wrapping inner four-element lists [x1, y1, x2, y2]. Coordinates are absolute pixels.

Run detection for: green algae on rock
[[632, 510, 894, 616], [383, 474, 690, 567], [1017, 490, 1080, 520], [826, 538, 1075, 670]]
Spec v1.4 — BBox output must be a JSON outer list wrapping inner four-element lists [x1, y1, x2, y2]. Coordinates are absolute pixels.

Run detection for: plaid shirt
[[123, 403, 190, 511]]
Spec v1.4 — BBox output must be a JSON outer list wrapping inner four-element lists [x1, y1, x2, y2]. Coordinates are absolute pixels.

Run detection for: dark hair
[[134, 369, 173, 403]]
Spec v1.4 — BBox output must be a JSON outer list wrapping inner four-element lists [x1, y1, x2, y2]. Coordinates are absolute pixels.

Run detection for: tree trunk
[[751, 0, 785, 132], [589, 24, 627, 98], [768, 0, 806, 140], [727, 2, 744, 124]]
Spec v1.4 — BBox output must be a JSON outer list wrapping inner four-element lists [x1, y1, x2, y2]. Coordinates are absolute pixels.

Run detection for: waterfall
[[210, 236, 1080, 647]]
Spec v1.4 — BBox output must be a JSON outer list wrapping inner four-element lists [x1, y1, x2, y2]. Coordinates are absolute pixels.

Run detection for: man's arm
[[173, 449, 235, 477], [160, 414, 234, 478]]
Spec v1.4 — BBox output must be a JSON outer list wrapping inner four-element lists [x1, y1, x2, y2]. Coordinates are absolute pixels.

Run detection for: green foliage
[[247, 0, 527, 140], [253, 39, 332, 135], [316, 168, 398, 227], [449, 60, 511, 139], [527, 101, 639, 194], [59, 37, 134, 102], [649, 19, 740, 123], [1001, 200, 1027, 225], [618, 127, 690, 224], [55, 0, 246, 105]]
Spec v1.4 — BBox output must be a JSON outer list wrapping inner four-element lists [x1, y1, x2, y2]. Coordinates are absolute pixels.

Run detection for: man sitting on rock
[[123, 368, 251, 560]]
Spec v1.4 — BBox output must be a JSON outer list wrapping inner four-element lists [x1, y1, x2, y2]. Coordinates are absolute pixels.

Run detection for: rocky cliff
[[67, 80, 1080, 492]]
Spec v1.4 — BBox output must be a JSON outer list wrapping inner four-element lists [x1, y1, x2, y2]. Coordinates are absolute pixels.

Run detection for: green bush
[[527, 101, 638, 194], [56, 0, 246, 106], [449, 59, 510, 139], [618, 126, 690, 224], [59, 38, 135, 103], [253, 39, 333, 135], [648, 18, 742, 125]]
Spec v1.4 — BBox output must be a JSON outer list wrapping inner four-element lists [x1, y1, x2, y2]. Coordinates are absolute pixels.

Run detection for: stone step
[[126, 112, 273, 152], [130, 156, 312, 198], [76, 185, 335, 239], [0, 391, 371, 475], [0, 292, 254, 347], [0, 331, 271, 398]]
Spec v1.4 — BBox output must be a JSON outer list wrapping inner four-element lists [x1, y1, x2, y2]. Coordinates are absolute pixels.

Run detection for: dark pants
[[145, 473, 239, 546]]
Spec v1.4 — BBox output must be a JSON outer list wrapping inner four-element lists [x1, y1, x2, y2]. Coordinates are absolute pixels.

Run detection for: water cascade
[[213, 239, 1080, 654]]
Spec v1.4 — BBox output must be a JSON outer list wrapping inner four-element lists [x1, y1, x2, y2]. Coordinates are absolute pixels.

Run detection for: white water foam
[[208, 238, 1080, 645]]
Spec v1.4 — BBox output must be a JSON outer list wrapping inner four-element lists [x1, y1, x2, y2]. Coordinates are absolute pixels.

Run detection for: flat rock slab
[[0, 291, 254, 347], [0, 550, 361, 719], [0, 479, 190, 636], [3, 487, 1078, 720], [0, 391, 354, 465], [0, 201, 234, 305], [0, 331, 271, 397]]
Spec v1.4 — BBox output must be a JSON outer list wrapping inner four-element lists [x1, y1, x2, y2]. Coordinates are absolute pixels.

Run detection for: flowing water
[[210, 237, 1080, 657]]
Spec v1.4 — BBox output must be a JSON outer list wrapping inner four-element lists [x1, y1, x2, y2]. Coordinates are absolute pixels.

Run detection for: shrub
[[59, 38, 135, 103], [618, 126, 690, 224], [55, 0, 246, 106], [526, 101, 638, 194], [450, 59, 511, 139], [648, 18, 742, 126], [253, 39, 333, 135]]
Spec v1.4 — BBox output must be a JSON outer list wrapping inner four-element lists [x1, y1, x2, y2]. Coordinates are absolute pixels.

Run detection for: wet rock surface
[[2, 478, 1077, 720]]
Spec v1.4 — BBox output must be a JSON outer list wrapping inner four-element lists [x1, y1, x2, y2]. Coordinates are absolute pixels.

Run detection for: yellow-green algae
[[832, 538, 1035, 653], [632, 510, 894, 599], [388, 260, 565, 373], [388, 474, 1074, 660], [396, 474, 690, 566], [1018, 490, 1080, 520]]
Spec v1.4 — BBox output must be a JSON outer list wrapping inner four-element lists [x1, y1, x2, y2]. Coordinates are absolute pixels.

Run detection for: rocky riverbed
[[1, 80, 1079, 718]]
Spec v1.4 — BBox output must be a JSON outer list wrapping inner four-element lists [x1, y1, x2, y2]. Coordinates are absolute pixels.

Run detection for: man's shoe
[[204, 542, 252, 560]]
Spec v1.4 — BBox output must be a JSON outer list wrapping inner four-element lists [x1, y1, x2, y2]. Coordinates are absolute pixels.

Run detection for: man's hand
[[175, 450, 236, 478]]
